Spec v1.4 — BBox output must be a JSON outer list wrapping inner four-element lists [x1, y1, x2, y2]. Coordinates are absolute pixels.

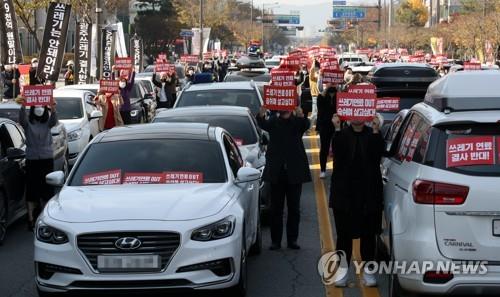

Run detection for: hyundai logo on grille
[[404, 70, 411, 75], [115, 237, 142, 250]]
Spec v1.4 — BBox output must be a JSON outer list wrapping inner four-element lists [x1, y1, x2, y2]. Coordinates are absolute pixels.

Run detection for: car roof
[[95, 123, 215, 143], [53, 89, 89, 98], [156, 106, 251, 118], [184, 81, 255, 91], [412, 103, 500, 126], [373, 63, 433, 71], [0, 100, 21, 109], [426, 71, 500, 98]]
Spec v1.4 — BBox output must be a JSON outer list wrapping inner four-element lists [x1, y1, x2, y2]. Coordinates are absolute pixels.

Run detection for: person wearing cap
[[112, 66, 135, 125], [3, 64, 20, 99], [15, 96, 58, 230], [29, 58, 44, 85], [64, 60, 75, 85], [329, 113, 385, 287]]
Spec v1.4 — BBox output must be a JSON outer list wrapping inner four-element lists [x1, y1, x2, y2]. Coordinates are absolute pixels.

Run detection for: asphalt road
[[0, 133, 394, 297]]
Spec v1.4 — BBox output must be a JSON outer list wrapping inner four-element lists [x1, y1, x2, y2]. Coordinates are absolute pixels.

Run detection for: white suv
[[381, 71, 500, 296]]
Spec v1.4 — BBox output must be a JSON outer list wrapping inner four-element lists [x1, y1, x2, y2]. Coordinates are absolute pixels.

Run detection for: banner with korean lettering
[[263, 85, 297, 111], [322, 69, 344, 84], [270, 70, 295, 87], [75, 19, 92, 84], [376, 97, 400, 112], [101, 28, 116, 80], [336, 92, 377, 122], [37, 2, 71, 82], [0, 0, 23, 65], [99, 80, 120, 94], [446, 136, 496, 168], [22, 85, 54, 106], [129, 35, 144, 73]]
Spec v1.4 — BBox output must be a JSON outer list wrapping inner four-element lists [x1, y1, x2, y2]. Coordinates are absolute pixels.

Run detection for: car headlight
[[67, 129, 82, 142], [36, 222, 69, 244], [191, 216, 236, 242], [130, 110, 139, 117]]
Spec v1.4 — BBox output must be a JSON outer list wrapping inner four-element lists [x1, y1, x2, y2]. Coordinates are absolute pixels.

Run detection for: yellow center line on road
[[353, 240, 382, 297], [308, 132, 343, 297]]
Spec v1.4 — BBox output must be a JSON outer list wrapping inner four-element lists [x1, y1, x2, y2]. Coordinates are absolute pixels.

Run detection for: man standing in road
[[329, 114, 385, 287], [257, 106, 311, 250]]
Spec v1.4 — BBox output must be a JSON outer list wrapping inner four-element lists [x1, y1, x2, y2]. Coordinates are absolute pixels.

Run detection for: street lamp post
[[261, 2, 279, 53]]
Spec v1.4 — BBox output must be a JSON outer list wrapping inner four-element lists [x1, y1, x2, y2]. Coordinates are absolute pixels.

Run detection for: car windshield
[[54, 98, 83, 120], [131, 85, 141, 99], [139, 81, 153, 93], [155, 115, 258, 145], [433, 123, 500, 177], [225, 74, 271, 83], [70, 139, 227, 186], [0, 109, 19, 122], [265, 60, 280, 66], [177, 90, 261, 115]]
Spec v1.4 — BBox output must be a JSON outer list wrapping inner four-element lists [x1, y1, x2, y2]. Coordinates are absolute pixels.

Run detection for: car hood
[[59, 119, 84, 133], [47, 184, 235, 223]]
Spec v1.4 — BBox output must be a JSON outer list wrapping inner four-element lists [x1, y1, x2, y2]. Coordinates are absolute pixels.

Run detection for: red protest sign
[[463, 62, 481, 71], [377, 97, 400, 112], [155, 63, 176, 74], [22, 85, 53, 106], [164, 172, 204, 184], [280, 56, 301, 70], [271, 70, 295, 87], [203, 52, 213, 60], [322, 69, 344, 84], [336, 92, 377, 122], [263, 85, 297, 111], [446, 136, 496, 168], [347, 84, 377, 96], [180, 55, 199, 64], [82, 170, 122, 185], [158, 53, 167, 61], [114, 57, 133, 70], [321, 59, 339, 70], [99, 80, 120, 94], [409, 55, 425, 63], [122, 173, 165, 184]]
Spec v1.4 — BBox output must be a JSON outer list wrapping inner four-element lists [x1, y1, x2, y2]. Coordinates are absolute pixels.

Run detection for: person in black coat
[[3, 65, 20, 99], [257, 106, 311, 250], [329, 114, 385, 287], [29, 58, 45, 85], [316, 83, 337, 178]]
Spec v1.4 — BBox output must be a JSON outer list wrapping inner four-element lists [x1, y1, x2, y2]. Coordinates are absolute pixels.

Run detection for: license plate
[[493, 220, 500, 237], [97, 255, 161, 271]]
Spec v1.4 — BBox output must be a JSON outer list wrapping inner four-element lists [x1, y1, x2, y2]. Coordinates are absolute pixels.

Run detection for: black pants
[[334, 209, 376, 265], [270, 182, 302, 245], [120, 111, 132, 125], [26, 159, 54, 203], [319, 127, 334, 172]]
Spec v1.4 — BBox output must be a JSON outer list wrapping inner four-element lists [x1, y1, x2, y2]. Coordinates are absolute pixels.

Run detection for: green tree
[[396, 0, 429, 27]]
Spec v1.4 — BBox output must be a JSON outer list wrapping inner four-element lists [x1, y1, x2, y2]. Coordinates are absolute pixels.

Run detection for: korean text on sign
[[82, 170, 122, 185], [376, 97, 400, 112], [99, 80, 120, 94], [336, 92, 377, 122], [263, 85, 297, 111], [114, 57, 133, 70], [463, 62, 481, 71], [22, 85, 53, 106], [322, 69, 344, 84], [123, 173, 165, 184], [155, 63, 176, 74], [347, 84, 376, 96], [165, 172, 204, 184], [446, 136, 496, 168], [271, 70, 295, 87]]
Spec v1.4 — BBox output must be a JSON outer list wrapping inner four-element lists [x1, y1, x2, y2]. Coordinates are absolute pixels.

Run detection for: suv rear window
[[177, 90, 261, 115], [373, 66, 438, 78], [432, 123, 500, 177]]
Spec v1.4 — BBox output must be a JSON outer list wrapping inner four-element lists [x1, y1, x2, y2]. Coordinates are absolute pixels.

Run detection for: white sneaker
[[363, 271, 377, 287], [320, 171, 326, 179], [334, 269, 349, 287]]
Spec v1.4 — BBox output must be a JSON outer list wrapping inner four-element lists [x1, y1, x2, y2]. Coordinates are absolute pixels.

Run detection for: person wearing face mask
[[316, 83, 338, 179], [29, 58, 44, 85], [16, 96, 58, 230], [152, 71, 177, 109], [112, 67, 135, 124], [257, 106, 311, 251], [95, 90, 124, 131], [64, 60, 75, 85], [3, 64, 20, 99], [329, 114, 385, 287], [185, 67, 195, 83]]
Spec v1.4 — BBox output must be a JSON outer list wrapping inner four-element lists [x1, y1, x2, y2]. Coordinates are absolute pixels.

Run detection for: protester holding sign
[[329, 113, 385, 287], [112, 66, 135, 124], [15, 95, 58, 230], [3, 65, 20, 99], [316, 83, 338, 179], [152, 71, 178, 108], [95, 89, 124, 131], [257, 106, 311, 251]]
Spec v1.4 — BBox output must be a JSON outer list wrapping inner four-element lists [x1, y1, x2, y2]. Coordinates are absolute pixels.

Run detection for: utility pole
[[262, 3, 265, 52], [96, 0, 103, 79], [378, 0, 381, 32], [250, 0, 253, 39], [199, 0, 203, 60], [436, 0, 441, 25]]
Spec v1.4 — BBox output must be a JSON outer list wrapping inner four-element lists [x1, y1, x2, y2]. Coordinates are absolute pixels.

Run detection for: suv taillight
[[412, 180, 469, 205]]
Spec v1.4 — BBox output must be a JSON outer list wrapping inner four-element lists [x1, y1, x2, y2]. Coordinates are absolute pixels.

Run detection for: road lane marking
[[308, 132, 343, 297], [353, 239, 382, 297], [306, 148, 321, 154], [310, 162, 334, 170]]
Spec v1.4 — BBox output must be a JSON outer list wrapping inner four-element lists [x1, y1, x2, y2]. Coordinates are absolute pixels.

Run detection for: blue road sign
[[275, 14, 300, 25], [180, 30, 194, 37], [333, 0, 347, 5], [332, 7, 366, 19]]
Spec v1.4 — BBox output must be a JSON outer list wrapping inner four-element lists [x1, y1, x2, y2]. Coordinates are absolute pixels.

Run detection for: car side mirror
[[235, 167, 261, 184], [7, 147, 25, 160], [46, 171, 65, 187], [89, 110, 103, 120]]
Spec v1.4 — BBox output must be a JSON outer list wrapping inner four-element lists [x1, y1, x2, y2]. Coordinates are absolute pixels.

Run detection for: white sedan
[[35, 123, 261, 297]]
